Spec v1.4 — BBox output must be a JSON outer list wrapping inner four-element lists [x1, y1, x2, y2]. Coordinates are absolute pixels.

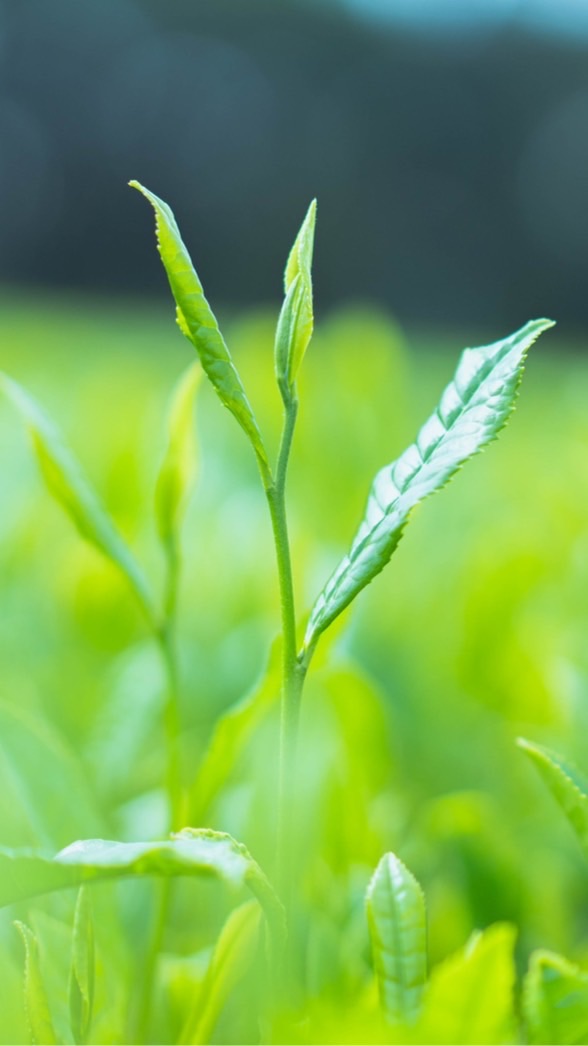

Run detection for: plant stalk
[[264, 394, 307, 910]]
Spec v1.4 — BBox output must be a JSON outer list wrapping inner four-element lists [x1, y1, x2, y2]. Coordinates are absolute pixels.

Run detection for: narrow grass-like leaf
[[181, 900, 261, 1045], [192, 641, 281, 817], [304, 319, 554, 653], [15, 921, 58, 1046], [416, 924, 516, 1044], [155, 361, 202, 545], [0, 374, 156, 625], [69, 888, 95, 1046], [275, 200, 316, 392], [0, 830, 285, 957], [517, 738, 588, 856], [366, 852, 427, 1025], [523, 950, 588, 1045], [129, 181, 269, 472]]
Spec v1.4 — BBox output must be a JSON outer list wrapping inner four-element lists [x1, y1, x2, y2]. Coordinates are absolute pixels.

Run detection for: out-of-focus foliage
[[0, 294, 588, 1043]]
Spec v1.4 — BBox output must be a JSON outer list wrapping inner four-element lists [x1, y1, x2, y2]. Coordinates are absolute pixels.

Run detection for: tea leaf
[[366, 852, 427, 1025], [304, 318, 554, 653], [0, 374, 156, 625], [523, 950, 588, 1045], [517, 738, 588, 856], [15, 921, 58, 1046], [69, 888, 95, 1046], [275, 200, 316, 392], [155, 361, 202, 546], [181, 900, 261, 1045], [129, 181, 269, 473], [416, 923, 517, 1044], [0, 830, 285, 956]]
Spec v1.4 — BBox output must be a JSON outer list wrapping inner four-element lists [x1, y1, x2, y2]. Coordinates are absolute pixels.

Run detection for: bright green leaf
[[69, 888, 95, 1046], [366, 852, 427, 1025], [0, 373, 156, 625], [155, 361, 202, 546], [0, 830, 285, 958], [15, 921, 58, 1046], [523, 949, 588, 1045], [181, 900, 261, 1045], [517, 738, 588, 856], [416, 923, 516, 1045], [275, 200, 316, 391], [304, 319, 554, 654], [129, 181, 269, 472]]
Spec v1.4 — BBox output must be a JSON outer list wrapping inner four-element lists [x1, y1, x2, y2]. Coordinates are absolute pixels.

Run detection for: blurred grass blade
[[523, 950, 588, 1045], [15, 921, 58, 1046], [0, 374, 156, 625], [192, 641, 281, 817], [181, 900, 261, 1045], [0, 830, 285, 957], [69, 888, 95, 1046], [0, 701, 104, 850], [304, 319, 554, 653], [155, 361, 202, 547], [130, 181, 269, 473], [416, 923, 517, 1044], [366, 852, 427, 1024], [275, 200, 316, 392], [517, 738, 588, 856]]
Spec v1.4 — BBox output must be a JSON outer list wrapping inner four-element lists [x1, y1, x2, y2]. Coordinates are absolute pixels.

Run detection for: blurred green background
[[1, 0, 588, 1042], [0, 295, 585, 1041]]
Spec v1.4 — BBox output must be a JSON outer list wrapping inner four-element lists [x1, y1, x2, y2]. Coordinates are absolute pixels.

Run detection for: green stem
[[264, 395, 307, 909]]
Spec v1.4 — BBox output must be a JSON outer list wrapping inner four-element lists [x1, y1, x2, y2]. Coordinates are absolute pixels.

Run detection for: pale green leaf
[[0, 701, 104, 850], [129, 181, 268, 471], [366, 852, 427, 1025], [181, 900, 261, 1045], [15, 921, 58, 1046], [517, 738, 588, 856], [275, 199, 316, 389], [416, 923, 516, 1044], [0, 373, 155, 625], [304, 318, 554, 653], [69, 888, 95, 1046], [155, 361, 202, 545], [523, 949, 588, 1045], [192, 641, 280, 817], [0, 830, 285, 957]]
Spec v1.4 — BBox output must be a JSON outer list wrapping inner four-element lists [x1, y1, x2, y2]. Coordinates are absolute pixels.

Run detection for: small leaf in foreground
[[69, 887, 95, 1046], [366, 851, 427, 1025], [416, 923, 516, 1045], [517, 738, 588, 857], [181, 900, 261, 1045], [304, 318, 554, 654], [15, 921, 58, 1046], [0, 373, 155, 624], [523, 949, 588, 1045], [130, 181, 269, 471]]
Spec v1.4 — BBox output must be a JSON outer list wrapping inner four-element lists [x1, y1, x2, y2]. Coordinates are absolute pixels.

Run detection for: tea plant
[[0, 183, 557, 1044]]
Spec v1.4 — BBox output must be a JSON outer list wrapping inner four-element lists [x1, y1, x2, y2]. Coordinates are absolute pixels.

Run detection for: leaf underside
[[366, 852, 427, 1025], [0, 830, 285, 954], [305, 318, 554, 652]]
